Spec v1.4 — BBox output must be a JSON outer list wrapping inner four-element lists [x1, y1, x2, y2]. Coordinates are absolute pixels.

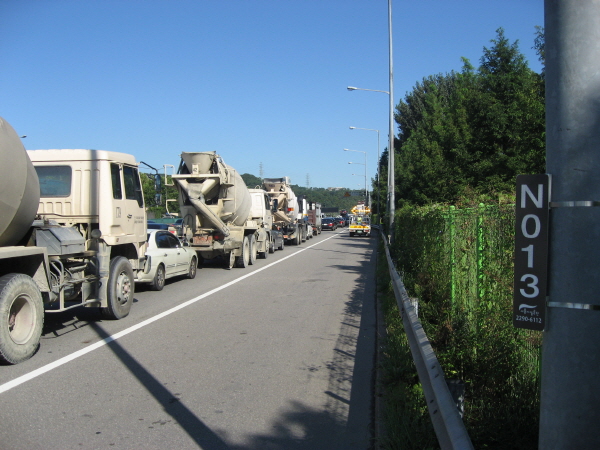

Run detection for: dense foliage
[[141, 173, 180, 219], [387, 203, 541, 449], [377, 28, 545, 449], [373, 28, 545, 211]]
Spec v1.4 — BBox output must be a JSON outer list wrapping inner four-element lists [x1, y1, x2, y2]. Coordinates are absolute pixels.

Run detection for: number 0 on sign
[[513, 174, 550, 331]]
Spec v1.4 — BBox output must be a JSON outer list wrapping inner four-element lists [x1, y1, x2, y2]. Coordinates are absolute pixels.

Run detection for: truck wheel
[[102, 256, 134, 320], [0, 274, 44, 364], [350, 232, 355, 237], [249, 234, 258, 265], [294, 233, 301, 246], [278, 238, 284, 251], [187, 256, 198, 279], [151, 264, 166, 291], [236, 236, 250, 268]]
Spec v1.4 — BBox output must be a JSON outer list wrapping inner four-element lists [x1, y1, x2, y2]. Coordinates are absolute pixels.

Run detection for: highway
[[0, 229, 378, 450]]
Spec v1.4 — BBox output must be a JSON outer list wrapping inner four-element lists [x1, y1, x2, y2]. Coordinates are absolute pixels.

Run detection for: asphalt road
[[0, 228, 378, 450]]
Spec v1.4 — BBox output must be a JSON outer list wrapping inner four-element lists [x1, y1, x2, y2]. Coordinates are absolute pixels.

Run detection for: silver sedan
[[137, 230, 198, 290]]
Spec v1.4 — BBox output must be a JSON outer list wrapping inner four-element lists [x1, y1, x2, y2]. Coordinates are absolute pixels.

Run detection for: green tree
[[141, 173, 180, 218], [392, 28, 545, 206], [241, 173, 263, 188]]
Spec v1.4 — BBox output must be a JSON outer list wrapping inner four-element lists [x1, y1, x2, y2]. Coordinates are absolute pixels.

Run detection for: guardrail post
[[449, 206, 456, 308]]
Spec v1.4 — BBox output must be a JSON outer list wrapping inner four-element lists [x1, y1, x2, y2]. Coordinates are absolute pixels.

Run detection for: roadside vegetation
[[376, 27, 545, 449]]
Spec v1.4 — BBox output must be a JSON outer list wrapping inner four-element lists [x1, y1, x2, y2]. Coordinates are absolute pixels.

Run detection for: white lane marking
[[0, 232, 341, 394]]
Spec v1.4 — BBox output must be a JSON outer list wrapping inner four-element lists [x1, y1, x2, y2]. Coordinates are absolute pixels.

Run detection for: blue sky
[[1, 1, 543, 190]]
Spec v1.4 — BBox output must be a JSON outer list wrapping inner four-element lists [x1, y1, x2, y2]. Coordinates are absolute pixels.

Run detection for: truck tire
[[101, 256, 134, 320], [151, 264, 166, 291], [0, 273, 44, 364], [236, 236, 250, 268], [278, 238, 284, 251], [249, 234, 257, 265]]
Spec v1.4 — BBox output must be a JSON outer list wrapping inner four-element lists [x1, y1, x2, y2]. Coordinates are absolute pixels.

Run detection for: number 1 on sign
[[522, 244, 534, 268]]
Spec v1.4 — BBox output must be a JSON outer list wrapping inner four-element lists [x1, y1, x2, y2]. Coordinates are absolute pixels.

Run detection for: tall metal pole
[[539, 1, 600, 448], [387, 0, 395, 240], [364, 151, 368, 204]]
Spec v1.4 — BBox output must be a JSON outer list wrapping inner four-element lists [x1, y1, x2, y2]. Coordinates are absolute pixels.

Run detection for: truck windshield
[[35, 165, 72, 197]]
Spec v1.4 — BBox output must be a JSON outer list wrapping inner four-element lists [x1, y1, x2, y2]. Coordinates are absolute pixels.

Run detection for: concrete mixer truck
[[0, 117, 150, 364], [262, 177, 308, 245], [172, 152, 277, 268]]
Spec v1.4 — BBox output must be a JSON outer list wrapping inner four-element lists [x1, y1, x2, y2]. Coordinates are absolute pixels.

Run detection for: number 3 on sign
[[520, 274, 539, 298]]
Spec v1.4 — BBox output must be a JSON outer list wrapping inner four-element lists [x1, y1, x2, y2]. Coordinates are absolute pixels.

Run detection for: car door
[[165, 232, 188, 275], [155, 231, 178, 277]]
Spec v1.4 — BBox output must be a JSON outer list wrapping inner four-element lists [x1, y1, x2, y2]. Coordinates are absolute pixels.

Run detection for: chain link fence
[[390, 203, 541, 448]]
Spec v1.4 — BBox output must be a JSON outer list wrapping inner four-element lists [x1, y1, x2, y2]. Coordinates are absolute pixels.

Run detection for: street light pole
[[350, 126, 380, 221], [346, 84, 394, 234], [344, 148, 367, 205], [388, 0, 394, 239]]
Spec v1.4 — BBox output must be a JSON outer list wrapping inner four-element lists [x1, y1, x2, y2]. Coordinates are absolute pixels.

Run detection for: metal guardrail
[[381, 231, 474, 450]]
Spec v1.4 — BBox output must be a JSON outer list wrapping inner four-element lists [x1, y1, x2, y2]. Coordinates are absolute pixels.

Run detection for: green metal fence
[[390, 203, 541, 448]]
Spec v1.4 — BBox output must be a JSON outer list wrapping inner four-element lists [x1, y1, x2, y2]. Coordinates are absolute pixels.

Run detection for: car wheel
[[187, 256, 197, 279], [268, 237, 275, 254], [151, 264, 166, 291]]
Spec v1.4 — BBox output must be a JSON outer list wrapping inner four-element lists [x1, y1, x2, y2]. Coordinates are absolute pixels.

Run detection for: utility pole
[[387, 0, 395, 242], [539, 1, 600, 447]]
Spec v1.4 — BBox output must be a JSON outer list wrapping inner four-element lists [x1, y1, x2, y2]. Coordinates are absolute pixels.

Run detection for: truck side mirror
[[272, 199, 278, 213], [154, 174, 162, 191]]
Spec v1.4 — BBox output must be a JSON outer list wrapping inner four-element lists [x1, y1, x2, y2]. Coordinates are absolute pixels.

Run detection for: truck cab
[[349, 215, 371, 237], [28, 149, 147, 254], [28, 149, 148, 317]]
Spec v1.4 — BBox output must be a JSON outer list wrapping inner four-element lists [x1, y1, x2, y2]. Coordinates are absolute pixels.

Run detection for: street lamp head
[[349, 126, 355, 130], [347, 86, 357, 91]]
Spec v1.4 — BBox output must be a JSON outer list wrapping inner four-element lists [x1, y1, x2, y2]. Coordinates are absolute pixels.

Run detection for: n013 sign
[[513, 174, 550, 331]]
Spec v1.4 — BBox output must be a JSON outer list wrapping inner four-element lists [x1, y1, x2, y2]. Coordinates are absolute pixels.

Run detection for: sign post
[[513, 174, 550, 331]]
